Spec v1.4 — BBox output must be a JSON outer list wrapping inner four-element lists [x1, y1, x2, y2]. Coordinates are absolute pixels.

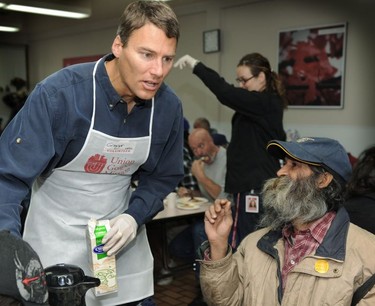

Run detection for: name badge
[[104, 141, 136, 154], [245, 195, 259, 213]]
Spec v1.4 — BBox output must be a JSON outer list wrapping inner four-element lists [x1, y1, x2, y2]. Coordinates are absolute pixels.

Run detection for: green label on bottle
[[94, 224, 108, 260]]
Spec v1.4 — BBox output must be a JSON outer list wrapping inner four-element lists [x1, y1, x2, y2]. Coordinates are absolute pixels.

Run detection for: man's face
[[112, 22, 177, 101], [259, 159, 327, 230], [188, 132, 216, 164], [277, 158, 313, 179]]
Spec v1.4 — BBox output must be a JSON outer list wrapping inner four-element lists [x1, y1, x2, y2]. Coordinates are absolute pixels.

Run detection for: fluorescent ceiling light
[[0, 25, 20, 32], [2, 1, 90, 19]]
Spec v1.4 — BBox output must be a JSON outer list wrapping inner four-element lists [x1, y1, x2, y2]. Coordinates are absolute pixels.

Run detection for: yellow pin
[[315, 259, 329, 273]]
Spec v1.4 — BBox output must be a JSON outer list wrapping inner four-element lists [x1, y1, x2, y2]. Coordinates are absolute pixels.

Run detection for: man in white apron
[[0, 2, 183, 306]]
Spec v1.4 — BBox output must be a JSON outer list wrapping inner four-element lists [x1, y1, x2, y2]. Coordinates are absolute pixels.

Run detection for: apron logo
[[84, 154, 107, 173]]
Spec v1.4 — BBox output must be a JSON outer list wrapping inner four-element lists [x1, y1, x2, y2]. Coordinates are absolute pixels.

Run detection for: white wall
[[18, 0, 375, 156], [0, 44, 27, 130]]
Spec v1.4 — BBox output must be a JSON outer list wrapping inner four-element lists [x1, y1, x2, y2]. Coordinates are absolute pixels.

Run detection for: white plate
[[176, 202, 200, 210], [177, 197, 208, 206]]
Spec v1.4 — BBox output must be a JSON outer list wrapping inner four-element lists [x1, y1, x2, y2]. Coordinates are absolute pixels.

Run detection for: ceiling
[[0, 0, 207, 43]]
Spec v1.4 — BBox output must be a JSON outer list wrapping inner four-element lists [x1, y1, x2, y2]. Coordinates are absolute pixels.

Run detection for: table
[[150, 200, 211, 278]]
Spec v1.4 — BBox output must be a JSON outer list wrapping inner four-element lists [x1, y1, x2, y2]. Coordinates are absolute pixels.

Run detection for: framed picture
[[278, 23, 347, 108], [203, 29, 220, 53]]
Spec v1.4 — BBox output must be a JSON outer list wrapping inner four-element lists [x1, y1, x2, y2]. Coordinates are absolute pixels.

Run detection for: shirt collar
[[96, 54, 149, 110], [282, 211, 336, 245]]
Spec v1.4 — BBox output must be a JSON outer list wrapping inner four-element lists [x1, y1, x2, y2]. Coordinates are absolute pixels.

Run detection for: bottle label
[[94, 225, 108, 260]]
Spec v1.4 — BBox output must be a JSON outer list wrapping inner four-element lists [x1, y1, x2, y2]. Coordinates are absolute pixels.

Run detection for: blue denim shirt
[[0, 54, 184, 236]]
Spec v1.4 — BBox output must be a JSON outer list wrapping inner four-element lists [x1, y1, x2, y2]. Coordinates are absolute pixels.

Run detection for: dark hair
[[311, 165, 344, 211], [237, 53, 288, 108], [194, 117, 211, 130], [116, 1, 180, 46], [346, 146, 375, 197]]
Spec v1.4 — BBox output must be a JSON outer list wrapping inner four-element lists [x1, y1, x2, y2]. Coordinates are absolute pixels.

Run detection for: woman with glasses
[[174, 53, 287, 252]]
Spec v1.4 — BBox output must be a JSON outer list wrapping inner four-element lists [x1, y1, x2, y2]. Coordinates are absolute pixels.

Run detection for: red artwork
[[278, 23, 347, 108], [63, 54, 104, 67]]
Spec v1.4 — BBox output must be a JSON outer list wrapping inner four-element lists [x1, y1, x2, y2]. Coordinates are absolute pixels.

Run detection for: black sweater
[[344, 192, 375, 234], [193, 62, 286, 193]]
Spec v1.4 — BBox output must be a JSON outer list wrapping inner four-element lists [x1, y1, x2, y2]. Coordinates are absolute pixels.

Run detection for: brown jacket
[[200, 208, 375, 306]]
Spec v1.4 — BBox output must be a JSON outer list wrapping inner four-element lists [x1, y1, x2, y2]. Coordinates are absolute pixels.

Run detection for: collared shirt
[[179, 145, 199, 190], [281, 211, 336, 291], [0, 53, 184, 236]]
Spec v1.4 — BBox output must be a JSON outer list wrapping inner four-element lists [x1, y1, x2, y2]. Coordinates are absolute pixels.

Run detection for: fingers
[[173, 59, 186, 69], [174, 54, 198, 70], [204, 199, 231, 224], [102, 228, 122, 251], [177, 187, 188, 197], [103, 230, 130, 256]]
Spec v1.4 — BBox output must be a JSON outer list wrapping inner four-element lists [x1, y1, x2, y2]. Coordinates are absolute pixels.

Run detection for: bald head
[[189, 128, 218, 163], [189, 128, 212, 142]]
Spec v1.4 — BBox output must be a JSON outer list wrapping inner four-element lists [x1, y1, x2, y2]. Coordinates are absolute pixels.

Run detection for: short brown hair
[[116, 1, 180, 46]]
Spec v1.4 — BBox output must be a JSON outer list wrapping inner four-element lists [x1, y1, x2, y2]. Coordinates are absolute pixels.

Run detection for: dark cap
[[267, 137, 352, 183], [0, 230, 49, 305]]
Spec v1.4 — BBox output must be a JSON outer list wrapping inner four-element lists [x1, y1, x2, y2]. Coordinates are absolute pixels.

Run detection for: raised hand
[[204, 198, 233, 260], [174, 54, 199, 69]]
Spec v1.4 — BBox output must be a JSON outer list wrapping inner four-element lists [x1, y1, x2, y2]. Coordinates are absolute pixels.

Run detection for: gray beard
[[259, 174, 328, 230]]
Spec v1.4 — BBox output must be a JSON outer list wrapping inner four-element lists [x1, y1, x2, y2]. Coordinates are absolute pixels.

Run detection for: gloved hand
[[174, 54, 199, 69], [102, 214, 138, 256]]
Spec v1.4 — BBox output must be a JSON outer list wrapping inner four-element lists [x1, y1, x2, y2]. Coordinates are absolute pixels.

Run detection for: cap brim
[[267, 140, 323, 167]]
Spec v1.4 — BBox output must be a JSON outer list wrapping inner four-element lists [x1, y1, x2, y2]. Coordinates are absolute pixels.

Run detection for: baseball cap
[[0, 230, 49, 306], [267, 137, 352, 184]]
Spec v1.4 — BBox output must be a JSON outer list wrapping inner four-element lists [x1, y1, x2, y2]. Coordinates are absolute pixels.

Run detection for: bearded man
[[197, 137, 375, 306]]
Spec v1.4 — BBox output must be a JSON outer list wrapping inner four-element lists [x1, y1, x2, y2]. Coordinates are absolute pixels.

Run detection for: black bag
[[351, 274, 375, 306]]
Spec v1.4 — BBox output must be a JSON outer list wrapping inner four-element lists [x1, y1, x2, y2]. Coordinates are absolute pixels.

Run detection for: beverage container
[[165, 192, 177, 210], [86, 219, 117, 296]]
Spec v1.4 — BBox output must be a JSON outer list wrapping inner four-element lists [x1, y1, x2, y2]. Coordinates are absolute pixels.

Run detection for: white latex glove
[[174, 54, 199, 70], [102, 214, 138, 256]]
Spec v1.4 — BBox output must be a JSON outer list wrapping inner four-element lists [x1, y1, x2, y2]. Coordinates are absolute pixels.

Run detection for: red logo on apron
[[84, 154, 107, 173]]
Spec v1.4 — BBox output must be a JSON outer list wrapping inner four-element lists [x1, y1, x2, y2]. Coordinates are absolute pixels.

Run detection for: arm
[[191, 159, 222, 200], [177, 145, 201, 196], [193, 62, 281, 116], [204, 199, 233, 259], [125, 95, 184, 226], [199, 199, 245, 305], [0, 84, 62, 236], [174, 55, 279, 117]]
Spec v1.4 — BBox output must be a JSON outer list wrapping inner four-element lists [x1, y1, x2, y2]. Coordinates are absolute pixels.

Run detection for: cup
[[165, 192, 177, 210]]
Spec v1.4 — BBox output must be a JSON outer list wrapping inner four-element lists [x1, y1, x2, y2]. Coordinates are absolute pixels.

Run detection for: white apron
[[24, 59, 154, 305]]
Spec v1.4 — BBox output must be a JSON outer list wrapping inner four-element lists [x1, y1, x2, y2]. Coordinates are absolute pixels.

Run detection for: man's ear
[[112, 35, 123, 58], [317, 172, 334, 188]]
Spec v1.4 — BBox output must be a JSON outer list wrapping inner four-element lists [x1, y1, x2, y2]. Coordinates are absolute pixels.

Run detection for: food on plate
[[179, 202, 198, 208], [177, 197, 208, 205]]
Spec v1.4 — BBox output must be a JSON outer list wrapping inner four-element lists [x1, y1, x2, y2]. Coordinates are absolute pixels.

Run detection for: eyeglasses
[[235, 75, 255, 85]]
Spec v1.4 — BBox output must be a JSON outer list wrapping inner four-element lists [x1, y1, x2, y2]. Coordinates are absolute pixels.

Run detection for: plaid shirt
[[281, 211, 336, 291], [178, 145, 199, 190]]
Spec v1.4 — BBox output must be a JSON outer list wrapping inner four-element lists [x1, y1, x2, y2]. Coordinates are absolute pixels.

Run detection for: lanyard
[[231, 193, 241, 249]]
